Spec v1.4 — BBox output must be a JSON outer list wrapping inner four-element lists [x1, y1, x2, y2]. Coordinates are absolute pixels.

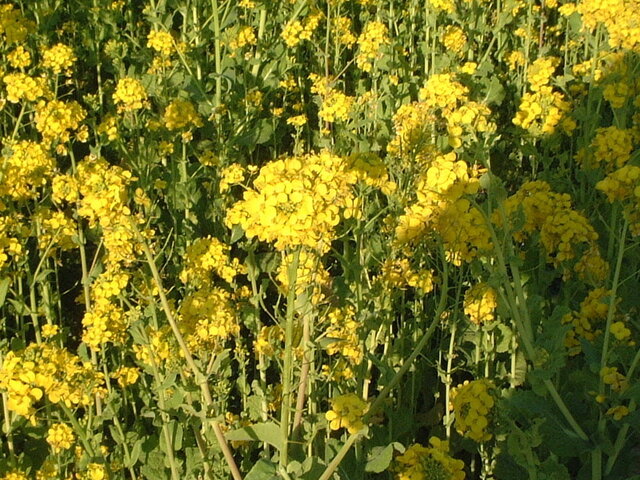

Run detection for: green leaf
[[0, 277, 11, 307], [127, 439, 143, 468], [230, 224, 245, 244], [365, 442, 404, 473], [225, 422, 284, 452], [245, 459, 278, 480]]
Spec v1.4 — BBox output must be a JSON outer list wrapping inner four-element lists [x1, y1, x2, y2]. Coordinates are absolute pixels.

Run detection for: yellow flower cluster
[[147, 30, 174, 56], [442, 26, 467, 55], [429, 0, 455, 13], [451, 379, 495, 442], [561, 287, 610, 355], [603, 81, 633, 109], [437, 198, 493, 265], [77, 464, 108, 480], [0, 216, 24, 270], [578, 126, 635, 172], [0, 343, 105, 424], [179, 285, 240, 352], [497, 181, 607, 282], [35, 99, 87, 147], [464, 283, 498, 325], [324, 306, 363, 370], [334, 17, 356, 46], [113, 77, 148, 113], [396, 152, 490, 264], [281, 12, 323, 48], [575, 0, 640, 51], [356, 21, 389, 72], [419, 73, 469, 112], [387, 101, 437, 157], [512, 56, 572, 136], [401, 73, 495, 149], [254, 325, 284, 358], [281, 20, 304, 48], [377, 258, 435, 292], [0, 471, 28, 480], [53, 155, 142, 268], [607, 405, 630, 420], [505, 50, 526, 70], [180, 236, 245, 286], [7, 45, 30, 68], [163, 98, 203, 130], [219, 163, 246, 193], [611, 319, 632, 341], [309, 74, 354, 123], [82, 286, 129, 351], [41, 43, 76, 75], [597, 165, 640, 235], [540, 208, 599, 265], [133, 326, 176, 368], [82, 270, 130, 351], [391, 437, 465, 480], [225, 151, 359, 253], [446, 101, 494, 148], [46, 423, 75, 453], [34, 208, 77, 254], [512, 86, 572, 136], [601, 366, 628, 392], [276, 249, 331, 304], [346, 152, 397, 195], [527, 56, 560, 91], [230, 26, 257, 51], [3, 73, 48, 103], [97, 114, 119, 141], [300, 12, 323, 41], [325, 393, 368, 434], [111, 366, 140, 388], [0, 140, 55, 201], [319, 89, 354, 123]]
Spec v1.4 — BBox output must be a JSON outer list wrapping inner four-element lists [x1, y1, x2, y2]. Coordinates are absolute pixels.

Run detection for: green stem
[[60, 404, 97, 459], [210, 0, 222, 109], [279, 248, 300, 470], [318, 429, 365, 480], [132, 222, 243, 480]]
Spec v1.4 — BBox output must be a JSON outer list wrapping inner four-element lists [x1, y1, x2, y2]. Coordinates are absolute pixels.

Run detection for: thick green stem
[[279, 248, 300, 470], [210, 0, 222, 108]]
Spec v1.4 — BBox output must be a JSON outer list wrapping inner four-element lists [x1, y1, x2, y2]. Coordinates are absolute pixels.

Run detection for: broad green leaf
[[0, 277, 10, 307], [245, 459, 278, 480], [225, 422, 284, 452], [365, 442, 404, 473]]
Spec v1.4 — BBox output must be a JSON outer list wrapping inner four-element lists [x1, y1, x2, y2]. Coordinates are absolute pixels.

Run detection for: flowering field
[[0, 0, 639, 478]]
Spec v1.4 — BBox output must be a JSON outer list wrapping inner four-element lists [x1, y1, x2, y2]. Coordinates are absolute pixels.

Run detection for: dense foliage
[[0, 0, 639, 479]]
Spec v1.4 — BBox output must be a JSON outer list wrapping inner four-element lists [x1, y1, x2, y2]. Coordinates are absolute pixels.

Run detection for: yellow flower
[[356, 21, 389, 72], [41, 43, 76, 75], [163, 99, 203, 130], [451, 379, 495, 442], [112, 366, 140, 388], [325, 393, 368, 434], [113, 77, 148, 113], [7, 45, 31, 68], [225, 151, 358, 253], [147, 30, 174, 56], [464, 283, 498, 325], [47, 423, 75, 452], [607, 405, 630, 421]]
